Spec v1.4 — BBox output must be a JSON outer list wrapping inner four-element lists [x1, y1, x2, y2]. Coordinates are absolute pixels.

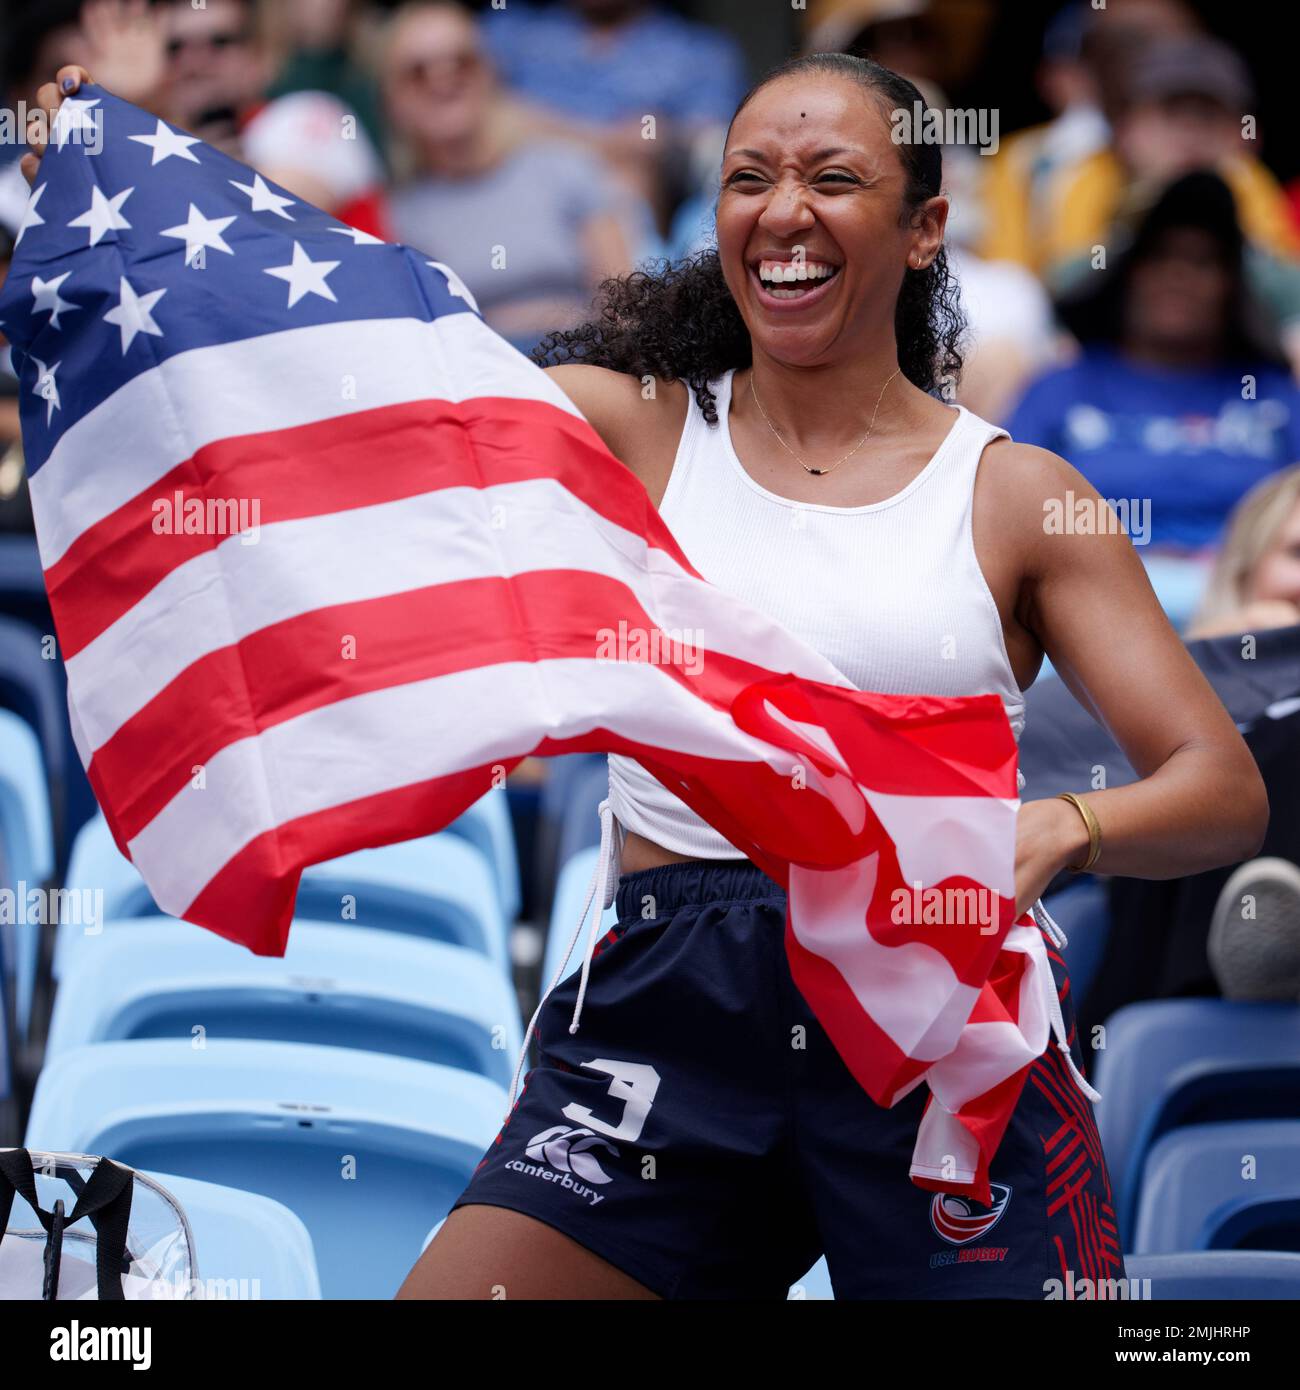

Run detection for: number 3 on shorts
[[562, 1058, 662, 1143]]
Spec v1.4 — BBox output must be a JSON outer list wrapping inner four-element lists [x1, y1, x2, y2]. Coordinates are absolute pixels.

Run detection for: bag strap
[[0, 1149, 135, 1300]]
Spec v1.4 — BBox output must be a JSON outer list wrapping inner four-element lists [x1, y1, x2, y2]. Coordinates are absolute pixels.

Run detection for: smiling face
[[715, 73, 946, 368], [384, 4, 493, 152]]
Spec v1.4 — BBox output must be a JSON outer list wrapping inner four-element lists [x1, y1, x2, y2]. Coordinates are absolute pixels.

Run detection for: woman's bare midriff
[[618, 826, 712, 874]]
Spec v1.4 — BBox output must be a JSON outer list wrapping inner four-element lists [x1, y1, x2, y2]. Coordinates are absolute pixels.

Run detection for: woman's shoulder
[[545, 365, 690, 486]]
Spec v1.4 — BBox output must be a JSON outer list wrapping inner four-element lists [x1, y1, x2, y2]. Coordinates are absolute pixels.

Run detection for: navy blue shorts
[[454, 860, 1124, 1299]]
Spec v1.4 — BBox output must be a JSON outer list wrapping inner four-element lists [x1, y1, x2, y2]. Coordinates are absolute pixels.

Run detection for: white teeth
[[757, 260, 837, 285]]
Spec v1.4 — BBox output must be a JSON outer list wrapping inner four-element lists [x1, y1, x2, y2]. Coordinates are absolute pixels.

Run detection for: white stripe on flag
[[30, 313, 579, 567]]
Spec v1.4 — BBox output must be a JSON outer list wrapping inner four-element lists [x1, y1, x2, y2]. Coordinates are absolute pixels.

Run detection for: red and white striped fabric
[[1, 87, 1075, 1200]]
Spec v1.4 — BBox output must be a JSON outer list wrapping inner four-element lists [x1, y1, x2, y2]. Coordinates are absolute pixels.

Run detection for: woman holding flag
[[27, 53, 1267, 1301]]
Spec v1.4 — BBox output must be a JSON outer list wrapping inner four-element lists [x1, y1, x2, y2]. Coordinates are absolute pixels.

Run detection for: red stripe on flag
[[44, 396, 704, 658]]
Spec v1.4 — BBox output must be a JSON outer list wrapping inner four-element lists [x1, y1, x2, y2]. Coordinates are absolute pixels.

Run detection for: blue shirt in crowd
[[1005, 347, 1300, 551], [479, 2, 747, 127]]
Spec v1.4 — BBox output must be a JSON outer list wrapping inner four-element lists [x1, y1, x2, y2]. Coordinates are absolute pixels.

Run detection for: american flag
[[0, 87, 1066, 1201]]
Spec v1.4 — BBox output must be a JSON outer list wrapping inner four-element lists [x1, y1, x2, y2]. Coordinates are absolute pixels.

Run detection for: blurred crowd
[[0, 0, 1298, 636]]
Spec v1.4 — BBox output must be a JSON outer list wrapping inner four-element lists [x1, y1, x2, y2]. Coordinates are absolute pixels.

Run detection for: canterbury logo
[[930, 1183, 1013, 1245], [525, 1125, 619, 1184]]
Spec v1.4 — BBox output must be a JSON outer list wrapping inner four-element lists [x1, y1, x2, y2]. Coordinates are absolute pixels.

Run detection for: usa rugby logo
[[525, 1125, 619, 1184], [930, 1183, 1013, 1245]]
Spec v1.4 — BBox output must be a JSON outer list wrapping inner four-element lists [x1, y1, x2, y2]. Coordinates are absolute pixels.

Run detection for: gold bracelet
[[1057, 792, 1101, 873]]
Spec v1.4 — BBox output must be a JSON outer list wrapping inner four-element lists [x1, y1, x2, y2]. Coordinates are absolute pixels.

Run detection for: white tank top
[[606, 367, 1027, 859]]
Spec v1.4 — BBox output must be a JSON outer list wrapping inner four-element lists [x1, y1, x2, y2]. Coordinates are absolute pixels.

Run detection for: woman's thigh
[[395, 1204, 661, 1300]]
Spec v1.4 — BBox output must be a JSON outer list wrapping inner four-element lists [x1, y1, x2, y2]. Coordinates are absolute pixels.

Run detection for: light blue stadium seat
[[25, 1039, 507, 1299], [788, 1255, 834, 1300], [58, 814, 508, 976], [139, 1170, 322, 1299], [544, 846, 618, 989], [0, 708, 55, 1039], [0, 613, 94, 872], [0, 535, 49, 634], [46, 919, 522, 1087], [60, 811, 160, 930], [0, 707, 54, 890], [1092, 1000, 1300, 1244], [1123, 1251, 1300, 1300], [1041, 876, 1110, 1014], [296, 835, 507, 966], [1133, 1121, 1300, 1254], [555, 758, 611, 872], [0, 969, 11, 1130], [446, 788, 520, 923]]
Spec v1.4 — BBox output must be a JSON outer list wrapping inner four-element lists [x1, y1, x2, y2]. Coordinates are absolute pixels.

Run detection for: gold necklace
[[749, 367, 902, 476]]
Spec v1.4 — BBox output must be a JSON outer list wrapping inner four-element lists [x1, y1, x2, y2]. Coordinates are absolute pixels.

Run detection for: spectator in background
[[1040, 34, 1300, 278], [154, 0, 391, 238], [941, 148, 1063, 424], [260, 0, 386, 153], [804, 0, 943, 87], [1189, 464, 1300, 639], [0, 0, 169, 236], [382, 1, 632, 355], [1007, 171, 1300, 625], [0, 223, 29, 533], [153, 0, 265, 155], [796, 2, 1061, 423], [977, 0, 1197, 270], [0, 0, 172, 531], [477, 0, 746, 233]]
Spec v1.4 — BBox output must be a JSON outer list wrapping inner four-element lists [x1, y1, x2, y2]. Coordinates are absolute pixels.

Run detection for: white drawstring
[[507, 798, 621, 1111], [1031, 898, 1101, 1103]]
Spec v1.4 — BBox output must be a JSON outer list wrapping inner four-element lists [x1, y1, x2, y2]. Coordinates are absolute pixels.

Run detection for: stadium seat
[[132, 1170, 322, 1299], [555, 757, 612, 874], [45, 919, 522, 1087], [0, 958, 13, 1143], [1040, 875, 1110, 1016], [0, 614, 96, 873], [58, 815, 509, 976], [543, 846, 619, 989], [1132, 1121, 1300, 1254], [296, 835, 507, 966], [0, 535, 50, 637], [1123, 1251, 1300, 1300], [25, 1039, 508, 1299], [60, 811, 151, 928], [1092, 1000, 1300, 1242], [444, 788, 520, 923], [0, 708, 54, 1038], [533, 753, 607, 917], [0, 616, 68, 841], [788, 1255, 834, 1300]]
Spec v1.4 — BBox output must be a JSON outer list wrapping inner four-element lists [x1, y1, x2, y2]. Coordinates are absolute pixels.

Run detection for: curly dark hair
[[531, 52, 966, 425]]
